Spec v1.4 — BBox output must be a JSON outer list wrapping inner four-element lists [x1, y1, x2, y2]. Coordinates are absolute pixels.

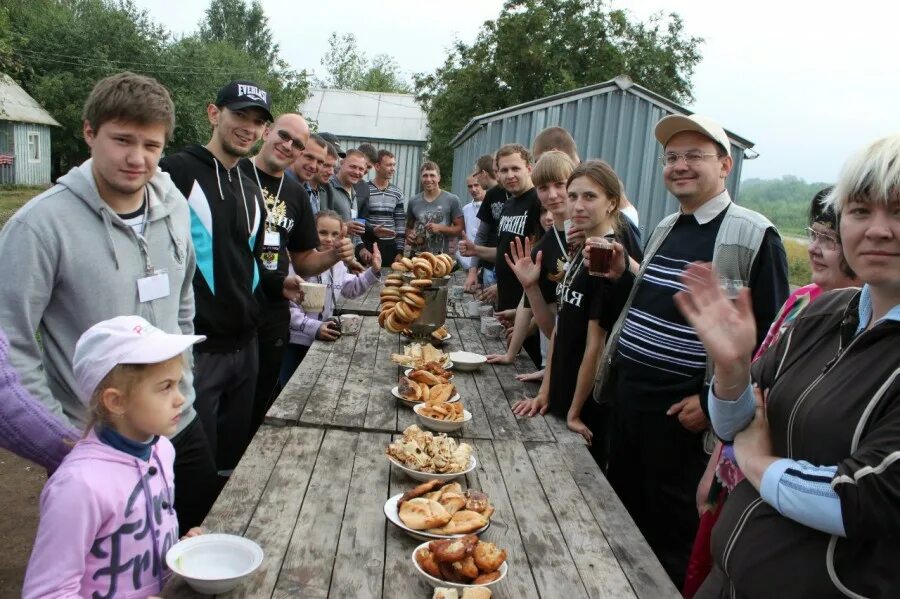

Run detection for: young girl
[[511, 160, 631, 458], [23, 316, 204, 598], [279, 210, 382, 386]]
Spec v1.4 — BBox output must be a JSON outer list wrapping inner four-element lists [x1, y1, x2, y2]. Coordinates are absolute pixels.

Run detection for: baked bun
[[428, 383, 455, 404], [398, 377, 421, 402], [416, 546, 442, 578], [429, 538, 469, 563], [451, 556, 479, 581], [400, 497, 452, 530], [469, 574, 500, 588], [433, 510, 488, 535], [433, 589, 459, 599], [464, 490, 489, 512], [399, 479, 445, 506], [410, 369, 443, 386], [472, 541, 506, 573], [437, 491, 467, 515]]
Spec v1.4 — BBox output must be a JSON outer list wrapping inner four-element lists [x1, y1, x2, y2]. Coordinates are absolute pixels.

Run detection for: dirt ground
[[0, 449, 44, 598]]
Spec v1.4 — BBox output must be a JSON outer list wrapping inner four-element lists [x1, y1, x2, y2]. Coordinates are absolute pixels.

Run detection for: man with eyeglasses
[[592, 114, 789, 589], [239, 113, 354, 436]]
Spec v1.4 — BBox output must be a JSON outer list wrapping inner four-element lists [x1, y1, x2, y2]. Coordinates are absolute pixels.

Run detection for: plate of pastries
[[384, 479, 494, 541], [413, 535, 508, 590], [392, 343, 452, 370], [386, 425, 475, 482]]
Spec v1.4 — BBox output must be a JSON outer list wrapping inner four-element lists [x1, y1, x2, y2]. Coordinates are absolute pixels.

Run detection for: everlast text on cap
[[215, 80, 274, 123]]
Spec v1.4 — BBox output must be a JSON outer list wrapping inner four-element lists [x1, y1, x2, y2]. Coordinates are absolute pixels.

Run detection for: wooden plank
[[266, 339, 335, 425], [328, 431, 392, 598], [558, 444, 680, 599], [272, 429, 359, 598], [491, 439, 589, 598], [442, 320, 493, 440], [467, 439, 541, 599], [363, 324, 402, 431], [230, 427, 326, 599], [527, 442, 636, 599], [161, 425, 290, 598], [298, 330, 359, 425], [330, 315, 382, 428]]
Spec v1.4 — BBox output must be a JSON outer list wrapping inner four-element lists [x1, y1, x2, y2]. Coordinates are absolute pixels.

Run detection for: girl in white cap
[[23, 316, 205, 598]]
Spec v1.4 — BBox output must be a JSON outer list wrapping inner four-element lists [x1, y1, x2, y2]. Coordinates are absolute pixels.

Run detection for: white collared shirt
[[684, 189, 731, 225]]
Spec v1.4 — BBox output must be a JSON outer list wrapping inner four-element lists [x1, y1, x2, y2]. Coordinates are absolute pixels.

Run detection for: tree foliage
[[198, 0, 277, 64], [414, 0, 703, 175], [4, 0, 308, 175], [318, 32, 411, 94]]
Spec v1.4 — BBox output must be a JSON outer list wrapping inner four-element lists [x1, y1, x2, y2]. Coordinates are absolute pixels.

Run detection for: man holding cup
[[590, 114, 789, 588]]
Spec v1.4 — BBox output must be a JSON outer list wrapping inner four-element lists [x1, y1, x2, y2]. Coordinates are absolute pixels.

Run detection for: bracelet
[[715, 378, 749, 392]]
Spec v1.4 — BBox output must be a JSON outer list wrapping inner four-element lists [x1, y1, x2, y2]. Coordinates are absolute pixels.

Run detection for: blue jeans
[[482, 267, 496, 286]]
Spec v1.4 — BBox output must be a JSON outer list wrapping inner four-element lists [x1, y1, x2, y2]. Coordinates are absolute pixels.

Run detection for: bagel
[[380, 300, 397, 311], [384, 278, 403, 288], [411, 278, 432, 289], [385, 312, 404, 333], [404, 305, 423, 321], [411, 258, 433, 279], [391, 261, 408, 272], [398, 285, 420, 294], [403, 293, 426, 309], [401, 257, 415, 271], [419, 251, 438, 268], [432, 259, 447, 278], [440, 253, 455, 271], [394, 300, 413, 322], [378, 309, 391, 328], [381, 287, 402, 299]]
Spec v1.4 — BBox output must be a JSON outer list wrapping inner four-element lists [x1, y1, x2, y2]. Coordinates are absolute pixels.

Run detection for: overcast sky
[[136, 0, 899, 183]]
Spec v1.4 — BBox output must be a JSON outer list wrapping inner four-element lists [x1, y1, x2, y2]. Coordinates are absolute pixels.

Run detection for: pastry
[[438, 561, 464, 584], [398, 377, 421, 402], [416, 546, 442, 578], [429, 538, 469, 563], [433, 589, 459, 599], [469, 574, 500, 587], [428, 382, 456, 404], [464, 490, 489, 512], [398, 479, 445, 506], [472, 541, 507, 573], [437, 491, 467, 515], [451, 556, 479, 581], [410, 369, 443, 386], [432, 510, 488, 535], [399, 497, 452, 530], [420, 383, 431, 402]]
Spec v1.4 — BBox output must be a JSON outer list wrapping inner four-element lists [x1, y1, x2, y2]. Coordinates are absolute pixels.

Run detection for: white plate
[[403, 368, 454, 380], [447, 351, 487, 372], [411, 540, 508, 590], [414, 404, 472, 433], [166, 534, 264, 595], [388, 454, 477, 482], [392, 386, 460, 409], [383, 493, 490, 541]]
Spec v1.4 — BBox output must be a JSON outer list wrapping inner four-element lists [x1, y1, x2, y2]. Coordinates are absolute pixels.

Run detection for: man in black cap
[[318, 132, 345, 158], [160, 80, 296, 478]]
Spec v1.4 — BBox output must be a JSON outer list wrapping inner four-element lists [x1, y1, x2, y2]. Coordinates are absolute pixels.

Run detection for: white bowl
[[392, 385, 460, 409], [403, 368, 454, 381], [383, 493, 490, 541], [387, 454, 477, 482], [411, 540, 508, 590], [166, 534, 264, 594], [447, 351, 487, 372], [414, 403, 472, 433]]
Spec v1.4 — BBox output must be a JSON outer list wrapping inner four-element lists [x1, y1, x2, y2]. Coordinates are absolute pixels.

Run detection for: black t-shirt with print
[[476, 185, 508, 249], [491, 187, 543, 310], [523, 226, 568, 309], [239, 159, 319, 336]]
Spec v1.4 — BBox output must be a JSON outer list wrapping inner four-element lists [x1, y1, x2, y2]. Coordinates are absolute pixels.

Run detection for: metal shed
[[449, 75, 754, 235], [0, 73, 60, 186], [300, 88, 428, 201]]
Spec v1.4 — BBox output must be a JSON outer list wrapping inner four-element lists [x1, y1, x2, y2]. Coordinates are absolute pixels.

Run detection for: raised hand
[[504, 236, 542, 289], [459, 231, 476, 257], [673, 262, 757, 369], [371, 243, 382, 271]]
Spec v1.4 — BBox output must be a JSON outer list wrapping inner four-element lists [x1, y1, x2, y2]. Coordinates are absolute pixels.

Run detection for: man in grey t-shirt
[[405, 161, 464, 255]]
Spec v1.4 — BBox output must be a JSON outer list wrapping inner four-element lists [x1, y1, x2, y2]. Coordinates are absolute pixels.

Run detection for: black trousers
[[170, 416, 219, 531], [193, 336, 259, 473], [606, 402, 709, 590], [252, 330, 287, 435], [374, 237, 398, 265], [522, 331, 543, 370]]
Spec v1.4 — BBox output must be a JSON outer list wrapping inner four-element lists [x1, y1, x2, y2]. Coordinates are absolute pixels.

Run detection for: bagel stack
[[391, 252, 455, 279], [379, 276, 428, 333]]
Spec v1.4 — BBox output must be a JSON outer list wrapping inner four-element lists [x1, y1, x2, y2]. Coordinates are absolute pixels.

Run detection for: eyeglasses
[[275, 129, 305, 152], [805, 227, 840, 250], [659, 151, 721, 167]]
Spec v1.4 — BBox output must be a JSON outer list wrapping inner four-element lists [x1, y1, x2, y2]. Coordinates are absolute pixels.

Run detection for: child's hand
[[181, 527, 203, 540], [372, 243, 382, 271]]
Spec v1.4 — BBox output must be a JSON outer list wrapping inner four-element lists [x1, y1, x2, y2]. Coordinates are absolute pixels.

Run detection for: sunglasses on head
[[275, 129, 305, 152]]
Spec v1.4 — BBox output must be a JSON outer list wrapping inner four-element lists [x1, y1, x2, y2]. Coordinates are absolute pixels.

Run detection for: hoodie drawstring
[[212, 158, 225, 201], [163, 215, 184, 264], [99, 207, 121, 270]]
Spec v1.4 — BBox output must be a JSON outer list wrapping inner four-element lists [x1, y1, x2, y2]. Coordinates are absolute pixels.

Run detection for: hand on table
[[512, 392, 548, 417], [516, 368, 544, 382], [486, 352, 515, 365], [504, 236, 542, 289], [567, 413, 594, 445], [281, 274, 305, 303], [494, 309, 516, 327], [317, 321, 341, 341], [464, 271, 479, 293], [180, 527, 203, 541], [667, 394, 708, 433], [476, 284, 497, 304]]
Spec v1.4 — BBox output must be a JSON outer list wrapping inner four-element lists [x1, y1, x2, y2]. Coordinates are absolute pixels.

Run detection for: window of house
[[28, 131, 40, 162]]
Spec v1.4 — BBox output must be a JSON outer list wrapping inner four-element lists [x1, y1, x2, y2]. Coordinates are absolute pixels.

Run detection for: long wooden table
[[163, 299, 679, 597]]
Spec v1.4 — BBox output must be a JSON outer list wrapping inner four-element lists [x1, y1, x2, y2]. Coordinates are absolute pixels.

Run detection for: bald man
[[239, 113, 353, 433]]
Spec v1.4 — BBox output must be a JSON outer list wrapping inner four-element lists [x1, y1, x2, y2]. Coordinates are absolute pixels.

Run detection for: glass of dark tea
[[585, 237, 613, 276]]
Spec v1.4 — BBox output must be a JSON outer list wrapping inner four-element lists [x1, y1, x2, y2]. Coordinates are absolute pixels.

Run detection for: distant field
[[0, 186, 44, 229]]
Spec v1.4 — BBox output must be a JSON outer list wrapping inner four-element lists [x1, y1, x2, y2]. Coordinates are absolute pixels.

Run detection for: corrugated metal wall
[[336, 136, 424, 204], [451, 88, 746, 239], [1, 122, 53, 185]]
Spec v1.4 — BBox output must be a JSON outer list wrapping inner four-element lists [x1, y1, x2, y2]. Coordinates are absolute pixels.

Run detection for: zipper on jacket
[[722, 497, 765, 579]]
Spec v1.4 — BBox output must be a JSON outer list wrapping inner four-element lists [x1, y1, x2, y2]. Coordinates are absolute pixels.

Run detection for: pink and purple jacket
[[23, 431, 178, 598], [288, 262, 378, 346]]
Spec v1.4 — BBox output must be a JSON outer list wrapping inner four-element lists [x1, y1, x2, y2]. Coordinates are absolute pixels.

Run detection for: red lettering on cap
[[133, 325, 143, 335]]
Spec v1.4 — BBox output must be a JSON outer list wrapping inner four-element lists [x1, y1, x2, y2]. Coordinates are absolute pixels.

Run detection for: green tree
[[414, 0, 703, 175], [198, 0, 277, 64], [318, 32, 411, 93]]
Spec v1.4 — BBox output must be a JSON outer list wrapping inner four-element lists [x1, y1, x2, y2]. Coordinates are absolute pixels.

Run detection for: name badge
[[138, 269, 170, 303], [264, 230, 281, 247], [350, 208, 358, 219]]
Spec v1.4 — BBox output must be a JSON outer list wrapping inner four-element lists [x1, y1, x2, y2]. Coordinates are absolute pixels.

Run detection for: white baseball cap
[[73, 315, 205, 404], [654, 114, 731, 157]]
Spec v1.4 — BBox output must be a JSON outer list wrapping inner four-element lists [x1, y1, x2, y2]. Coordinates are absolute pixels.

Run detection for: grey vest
[[593, 201, 774, 402]]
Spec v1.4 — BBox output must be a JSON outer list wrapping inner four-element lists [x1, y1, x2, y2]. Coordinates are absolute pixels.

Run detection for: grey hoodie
[[0, 160, 198, 435]]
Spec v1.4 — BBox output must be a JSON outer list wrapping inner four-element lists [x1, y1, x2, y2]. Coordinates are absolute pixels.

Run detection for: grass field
[[0, 186, 44, 230], [784, 237, 811, 288]]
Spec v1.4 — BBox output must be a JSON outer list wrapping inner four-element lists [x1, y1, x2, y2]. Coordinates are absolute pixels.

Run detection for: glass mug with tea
[[585, 237, 614, 276]]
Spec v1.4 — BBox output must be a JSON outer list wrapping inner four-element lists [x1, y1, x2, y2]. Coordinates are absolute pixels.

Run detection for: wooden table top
[[162, 425, 678, 599]]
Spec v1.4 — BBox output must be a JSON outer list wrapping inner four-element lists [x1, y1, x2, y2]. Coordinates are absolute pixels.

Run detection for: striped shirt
[[363, 181, 405, 252]]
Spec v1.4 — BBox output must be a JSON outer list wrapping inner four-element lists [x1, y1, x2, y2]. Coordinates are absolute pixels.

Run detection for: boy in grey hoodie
[[0, 72, 218, 530]]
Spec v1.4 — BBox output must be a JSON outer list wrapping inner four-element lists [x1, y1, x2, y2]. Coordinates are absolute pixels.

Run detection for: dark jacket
[[702, 289, 900, 598]]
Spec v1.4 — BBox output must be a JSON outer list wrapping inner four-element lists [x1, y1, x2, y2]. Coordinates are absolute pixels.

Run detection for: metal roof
[[300, 88, 427, 143], [0, 73, 61, 127], [449, 75, 753, 150]]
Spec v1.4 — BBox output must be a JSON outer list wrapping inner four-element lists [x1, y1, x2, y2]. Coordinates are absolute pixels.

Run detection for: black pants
[[606, 402, 709, 590], [374, 237, 398, 265], [279, 342, 310, 388], [252, 331, 287, 435], [522, 331, 543, 369], [193, 336, 259, 473], [170, 416, 219, 531]]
